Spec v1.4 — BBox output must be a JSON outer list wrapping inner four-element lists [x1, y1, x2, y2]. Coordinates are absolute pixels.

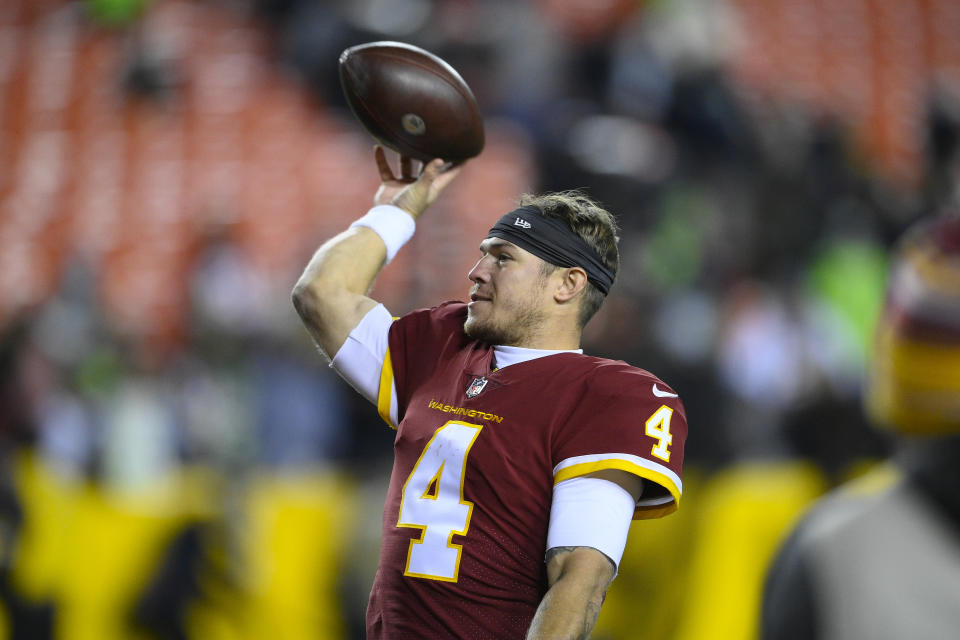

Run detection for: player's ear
[[554, 267, 588, 303]]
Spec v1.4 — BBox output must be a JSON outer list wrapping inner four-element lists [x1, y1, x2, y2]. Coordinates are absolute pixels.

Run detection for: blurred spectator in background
[[762, 212, 960, 640]]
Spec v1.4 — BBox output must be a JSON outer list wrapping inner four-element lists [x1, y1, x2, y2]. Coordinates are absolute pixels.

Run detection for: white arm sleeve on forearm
[[547, 476, 639, 570], [330, 303, 397, 423]]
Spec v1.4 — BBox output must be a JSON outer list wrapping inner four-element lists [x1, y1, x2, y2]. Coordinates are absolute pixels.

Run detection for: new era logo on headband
[[514, 218, 532, 229]]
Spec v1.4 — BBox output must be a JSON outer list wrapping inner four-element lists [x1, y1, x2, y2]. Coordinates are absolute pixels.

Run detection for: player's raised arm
[[291, 146, 460, 359]]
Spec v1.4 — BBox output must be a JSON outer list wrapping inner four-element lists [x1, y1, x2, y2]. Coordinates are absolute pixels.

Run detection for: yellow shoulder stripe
[[377, 346, 396, 429]]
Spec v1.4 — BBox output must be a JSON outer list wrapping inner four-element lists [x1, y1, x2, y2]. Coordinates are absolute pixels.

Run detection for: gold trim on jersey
[[554, 459, 681, 520], [378, 347, 396, 429]]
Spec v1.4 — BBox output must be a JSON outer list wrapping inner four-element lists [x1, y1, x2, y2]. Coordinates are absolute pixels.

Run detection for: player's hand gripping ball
[[338, 41, 485, 164]]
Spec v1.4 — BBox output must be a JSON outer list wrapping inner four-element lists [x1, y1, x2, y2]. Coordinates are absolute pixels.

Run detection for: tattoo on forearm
[[545, 546, 616, 580], [544, 546, 579, 564], [534, 546, 614, 640], [581, 596, 603, 638]]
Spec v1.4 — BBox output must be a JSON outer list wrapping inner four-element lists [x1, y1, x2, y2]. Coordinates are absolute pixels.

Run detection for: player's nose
[[467, 257, 489, 284]]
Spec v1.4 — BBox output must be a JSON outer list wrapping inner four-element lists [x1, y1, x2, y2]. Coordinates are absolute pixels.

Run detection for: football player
[[293, 148, 687, 639]]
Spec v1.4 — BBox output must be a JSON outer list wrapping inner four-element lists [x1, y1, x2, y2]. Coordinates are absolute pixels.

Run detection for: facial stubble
[[463, 277, 550, 346]]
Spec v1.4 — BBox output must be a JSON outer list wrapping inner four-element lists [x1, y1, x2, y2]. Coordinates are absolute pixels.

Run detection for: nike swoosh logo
[[652, 384, 678, 398]]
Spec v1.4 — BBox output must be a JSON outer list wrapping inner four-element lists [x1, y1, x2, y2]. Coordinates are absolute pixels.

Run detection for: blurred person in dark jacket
[[762, 213, 960, 640]]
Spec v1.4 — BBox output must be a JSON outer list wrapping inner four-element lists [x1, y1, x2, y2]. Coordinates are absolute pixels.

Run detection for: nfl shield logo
[[465, 377, 488, 398]]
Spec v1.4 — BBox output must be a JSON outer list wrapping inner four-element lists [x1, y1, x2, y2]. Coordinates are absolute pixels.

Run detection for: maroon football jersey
[[366, 302, 687, 639]]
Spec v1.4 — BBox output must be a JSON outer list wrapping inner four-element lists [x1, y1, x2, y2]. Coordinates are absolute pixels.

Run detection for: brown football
[[338, 41, 484, 163]]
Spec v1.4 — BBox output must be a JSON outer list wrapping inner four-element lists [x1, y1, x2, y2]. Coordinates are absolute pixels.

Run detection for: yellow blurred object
[[6, 451, 360, 640], [54, 492, 189, 640], [834, 461, 900, 498], [235, 470, 357, 640], [9, 453, 210, 640], [673, 462, 829, 640], [866, 320, 960, 436], [9, 452, 81, 603], [864, 213, 960, 436], [594, 469, 705, 640]]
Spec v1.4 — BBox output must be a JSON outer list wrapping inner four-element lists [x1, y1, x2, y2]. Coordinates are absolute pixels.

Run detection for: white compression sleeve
[[349, 205, 416, 263], [546, 476, 640, 570], [330, 304, 397, 424]]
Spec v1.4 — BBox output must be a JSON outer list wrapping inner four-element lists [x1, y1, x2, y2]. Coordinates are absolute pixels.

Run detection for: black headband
[[487, 205, 616, 294]]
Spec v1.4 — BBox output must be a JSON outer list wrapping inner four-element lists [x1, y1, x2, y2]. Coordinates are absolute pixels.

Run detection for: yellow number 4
[[645, 405, 674, 462]]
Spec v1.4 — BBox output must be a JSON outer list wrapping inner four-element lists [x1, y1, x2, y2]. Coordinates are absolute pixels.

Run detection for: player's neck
[[509, 321, 581, 350]]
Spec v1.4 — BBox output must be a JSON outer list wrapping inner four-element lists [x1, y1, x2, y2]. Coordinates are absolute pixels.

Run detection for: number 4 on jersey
[[397, 421, 483, 582], [645, 405, 674, 462]]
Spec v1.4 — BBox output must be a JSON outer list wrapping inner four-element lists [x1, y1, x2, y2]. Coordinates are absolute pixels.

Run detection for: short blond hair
[[519, 191, 620, 327]]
